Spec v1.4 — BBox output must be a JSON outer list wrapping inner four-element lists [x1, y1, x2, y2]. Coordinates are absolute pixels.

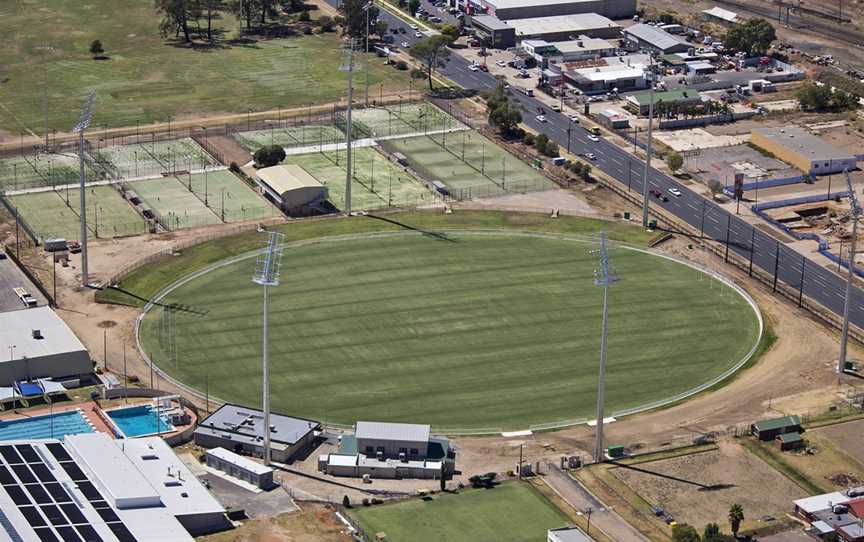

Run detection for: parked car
[[415, 31, 423, 38], [569, 115, 580, 123]]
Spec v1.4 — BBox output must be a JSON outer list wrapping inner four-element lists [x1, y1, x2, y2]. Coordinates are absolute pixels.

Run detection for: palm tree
[[729, 503, 744, 538]]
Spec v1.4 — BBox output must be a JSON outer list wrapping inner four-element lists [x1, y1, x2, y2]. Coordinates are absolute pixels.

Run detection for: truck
[[521, 87, 534, 97], [43, 238, 68, 252], [13, 287, 37, 308]]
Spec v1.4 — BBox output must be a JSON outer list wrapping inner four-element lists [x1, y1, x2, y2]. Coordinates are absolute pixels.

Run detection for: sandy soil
[[813, 418, 864, 464], [611, 441, 808, 527], [200, 504, 352, 542]]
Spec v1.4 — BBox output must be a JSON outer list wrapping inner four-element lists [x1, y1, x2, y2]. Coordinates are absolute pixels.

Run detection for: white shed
[[255, 164, 327, 213]]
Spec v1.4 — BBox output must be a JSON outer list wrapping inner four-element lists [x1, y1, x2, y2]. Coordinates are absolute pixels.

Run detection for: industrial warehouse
[[459, 0, 635, 20]]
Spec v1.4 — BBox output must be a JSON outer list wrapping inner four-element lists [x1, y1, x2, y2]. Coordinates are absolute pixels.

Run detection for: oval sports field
[[138, 231, 762, 433]]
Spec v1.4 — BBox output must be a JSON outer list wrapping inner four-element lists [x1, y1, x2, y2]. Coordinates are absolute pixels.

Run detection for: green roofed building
[[777, 432, 805, 451], [751, 415, 802, 441], [624, 89, 703, 116]]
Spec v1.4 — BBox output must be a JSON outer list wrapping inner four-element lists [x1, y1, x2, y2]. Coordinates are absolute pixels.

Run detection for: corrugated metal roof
[[355, 421, 430, 443], [703, 7, 738, 23], [753, 128, 856, 162], [256, 164, 323, 195], [471, 14, 512, 31], [206, 447, 273, 475], [624, 23, 688, 51], [752, 414, 801, 432], [778, 432, 803, 443]]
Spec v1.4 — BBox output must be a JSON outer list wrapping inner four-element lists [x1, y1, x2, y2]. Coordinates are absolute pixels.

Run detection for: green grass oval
[[139, 233, 761, 432]]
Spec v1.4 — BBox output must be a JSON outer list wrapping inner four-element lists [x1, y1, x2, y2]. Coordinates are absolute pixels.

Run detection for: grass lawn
[[0, 0, 409, 132], [232, 124, 346, 152], [185, 170, 278, 222], [284, 147, 434, 211], [380, 130, 556, 198], [7, 190, 87, 242], [350, 482, 571, 542], [138, 230, 760, 431], [351, 103, 465, 138], [129, 177, 222, 230]]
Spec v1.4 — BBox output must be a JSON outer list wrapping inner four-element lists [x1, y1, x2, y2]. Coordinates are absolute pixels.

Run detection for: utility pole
[[592, 232, 618, 463], [641, 55, 656, 228], [72, 91, 96, 287], [252, 229, 286, 467], [838, 169, 858, 384]]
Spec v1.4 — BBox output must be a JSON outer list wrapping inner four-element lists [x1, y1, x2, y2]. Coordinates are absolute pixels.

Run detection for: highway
[[360, 2, 864, 332]]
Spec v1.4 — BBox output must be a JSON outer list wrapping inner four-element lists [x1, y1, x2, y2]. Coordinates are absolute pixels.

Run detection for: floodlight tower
[[73, 90, 97, 287], [363, 1, 374, 107], [340, 39, 360, 216], [592, 231, 618, 463], [252, 229, 286, 467], [641, 54, 657, 228], [838, 169, 858, 384]]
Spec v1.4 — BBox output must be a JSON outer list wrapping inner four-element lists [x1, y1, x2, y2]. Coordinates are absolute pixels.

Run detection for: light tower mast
[[72, 91, 96, 287], [592, 232, 618, 463], [252, 229, 286, 466], [838, 169, 858, 384]]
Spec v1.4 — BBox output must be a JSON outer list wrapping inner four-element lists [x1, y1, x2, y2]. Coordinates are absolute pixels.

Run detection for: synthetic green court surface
[[7, 185, 143, 241], [94, 138, 217, 179], [232, 124, 346, 151], [139, 232, 760, 432], [183, 170, 277, 222], [351, 103, 464, 138], [351, 482, 570, 542], [0, 153, 103, 192], [129, 177, 222, 230], [284, 147, 434, 211], [381, 130, 556, 198]]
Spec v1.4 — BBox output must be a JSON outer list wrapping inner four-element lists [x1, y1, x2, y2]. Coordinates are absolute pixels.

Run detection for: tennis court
[[8, 190, 88, 242], [381, 130, 555, 198], [94, 137, 218, 179], [284, 147, 434, 211], [129, 177, 222, 230], [73, 185, 148, 238], [352, 102, 464, 138], [0, 153, 103, 193], [183, 170, 277, 222], [232, 124, 345, 151]]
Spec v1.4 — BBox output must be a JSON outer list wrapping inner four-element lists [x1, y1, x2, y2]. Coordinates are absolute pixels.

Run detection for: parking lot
[[0, 250, 48, 313]]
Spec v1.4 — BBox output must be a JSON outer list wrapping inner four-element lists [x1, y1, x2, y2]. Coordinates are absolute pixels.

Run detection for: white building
[[549, 526, 595, 542], [0, 433, 229, 541], [255, 164, 328, 214], [703, 6, 739, 25], [0, 306, 91, 387], [205, 447, 275, 489]]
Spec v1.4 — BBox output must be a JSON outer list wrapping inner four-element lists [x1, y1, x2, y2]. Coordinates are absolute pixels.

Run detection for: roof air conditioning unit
[[32, 329, 42, 339]]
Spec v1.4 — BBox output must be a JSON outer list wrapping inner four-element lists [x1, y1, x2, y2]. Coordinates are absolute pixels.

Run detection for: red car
[[649, 189, 668, 202]]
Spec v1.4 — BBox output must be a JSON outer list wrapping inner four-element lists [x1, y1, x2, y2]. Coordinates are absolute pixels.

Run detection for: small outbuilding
[[777, 432, 805, 451], [205, 447, 275, 489], [751, 414, 802, 441], [255, 164, 328, 214]]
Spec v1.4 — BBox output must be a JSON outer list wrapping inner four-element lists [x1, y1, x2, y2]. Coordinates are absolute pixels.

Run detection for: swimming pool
[[106, 405, 174, 438], [0, 410, 94, 441]]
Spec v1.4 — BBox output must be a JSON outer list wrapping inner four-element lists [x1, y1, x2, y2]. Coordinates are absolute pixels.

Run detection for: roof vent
[[32, 329, 42, 340]]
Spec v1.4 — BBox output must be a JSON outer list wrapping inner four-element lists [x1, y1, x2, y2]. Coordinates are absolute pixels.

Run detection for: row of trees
[[672, 504, 745, 542], [482, 83, 522, 137], [724, 17, 776, 56], [796, 81, 860, 111], [154, 0, 310, 41], [652, 99, 731, 121]]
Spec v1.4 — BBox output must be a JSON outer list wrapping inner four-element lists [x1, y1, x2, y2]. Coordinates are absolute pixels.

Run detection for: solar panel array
[[0, 444, 138, 542]]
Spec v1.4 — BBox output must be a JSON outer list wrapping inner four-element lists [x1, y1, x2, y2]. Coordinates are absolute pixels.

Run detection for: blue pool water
[[107, 405, 174, 438], [0, 410, 94, 441]]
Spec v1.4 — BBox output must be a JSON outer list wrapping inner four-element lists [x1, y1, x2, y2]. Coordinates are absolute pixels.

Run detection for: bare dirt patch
[[813, 418, 864, 465], [200, 503, 352, 542], [611, 441, 807, 528]]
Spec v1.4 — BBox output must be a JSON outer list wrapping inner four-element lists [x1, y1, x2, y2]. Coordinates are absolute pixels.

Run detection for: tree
[[409, 35, 452, 91], [342, 495, 351, 508], [580, 163, 592, 179], [666, 151, 683, 174], [832, 89, 860, 111], [728, 503, 744, 538], [89, 40, 105, 59], [258, 0, 278, 24], [796, 81, 833, 111], [440, 23, 460, 43], [707, 179, 724, 197], [725, 17, 776, 55], [198, 0, 226, 41], [703, 523, 721, 541], [254, 145, 287, 167], [155, 0, 192, 42], [374, 19, 389, 37], [319, 15, 335, 32], [299, 9, 310, 21], [282, 0, 304, 11], [482, 83, 522, 137], [672, 524, 701, 542], [337, 0, 379, 39], [228, 0, 255, 29], [535, 133, 550, 155], [408, 0, 420, 16]]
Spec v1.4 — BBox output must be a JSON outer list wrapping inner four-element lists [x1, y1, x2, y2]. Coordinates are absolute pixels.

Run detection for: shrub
[[229, 161, 241, 173], [395, 60, 408, 70], [299, 10, 311, 21], [523, 133, 536, 146]]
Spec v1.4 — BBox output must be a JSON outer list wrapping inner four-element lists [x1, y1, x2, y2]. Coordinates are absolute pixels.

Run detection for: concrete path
[[543, 464, 650, 542]]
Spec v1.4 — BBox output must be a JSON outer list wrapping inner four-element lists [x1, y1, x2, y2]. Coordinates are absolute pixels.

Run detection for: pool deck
[[0, 401, 116, 437], [101, 399, 197, 440]]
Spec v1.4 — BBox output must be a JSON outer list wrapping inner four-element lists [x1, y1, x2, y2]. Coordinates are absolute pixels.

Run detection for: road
[[353, 1, 864, 334], [544, 465, 650, 542]]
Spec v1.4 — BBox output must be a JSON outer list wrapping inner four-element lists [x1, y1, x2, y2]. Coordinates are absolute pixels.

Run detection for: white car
[[585, 153, 597, 160], [469, 64, 479, 72], [569, 115, 579, 123], [401, 41, 409, 48], [415, 31, 423, 38], [536, 115, 547, 123], [668, 187, 683, 197], [411, 24, 419, 30], [496, 60, 506, 67], [587, 135, 599, 142]]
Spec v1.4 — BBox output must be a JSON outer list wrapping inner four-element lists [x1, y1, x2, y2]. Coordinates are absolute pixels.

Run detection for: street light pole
[[73, 91, 96, 287], [838, 169, 858, 384], [641, 55, 656, 228]]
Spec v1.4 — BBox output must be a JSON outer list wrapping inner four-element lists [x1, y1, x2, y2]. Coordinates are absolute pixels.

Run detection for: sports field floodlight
[[73, 90, 97, 287], [838, 169, 858, 385], [363, 1, 374, 107], [641, 54, 657, 229], [252, 228, 286, 467], [339, 39, 361, 216], [591, 231, 619, 463]]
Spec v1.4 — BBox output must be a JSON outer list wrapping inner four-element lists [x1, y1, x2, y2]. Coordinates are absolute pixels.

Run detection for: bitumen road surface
[[345, 1, 864, 334]]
